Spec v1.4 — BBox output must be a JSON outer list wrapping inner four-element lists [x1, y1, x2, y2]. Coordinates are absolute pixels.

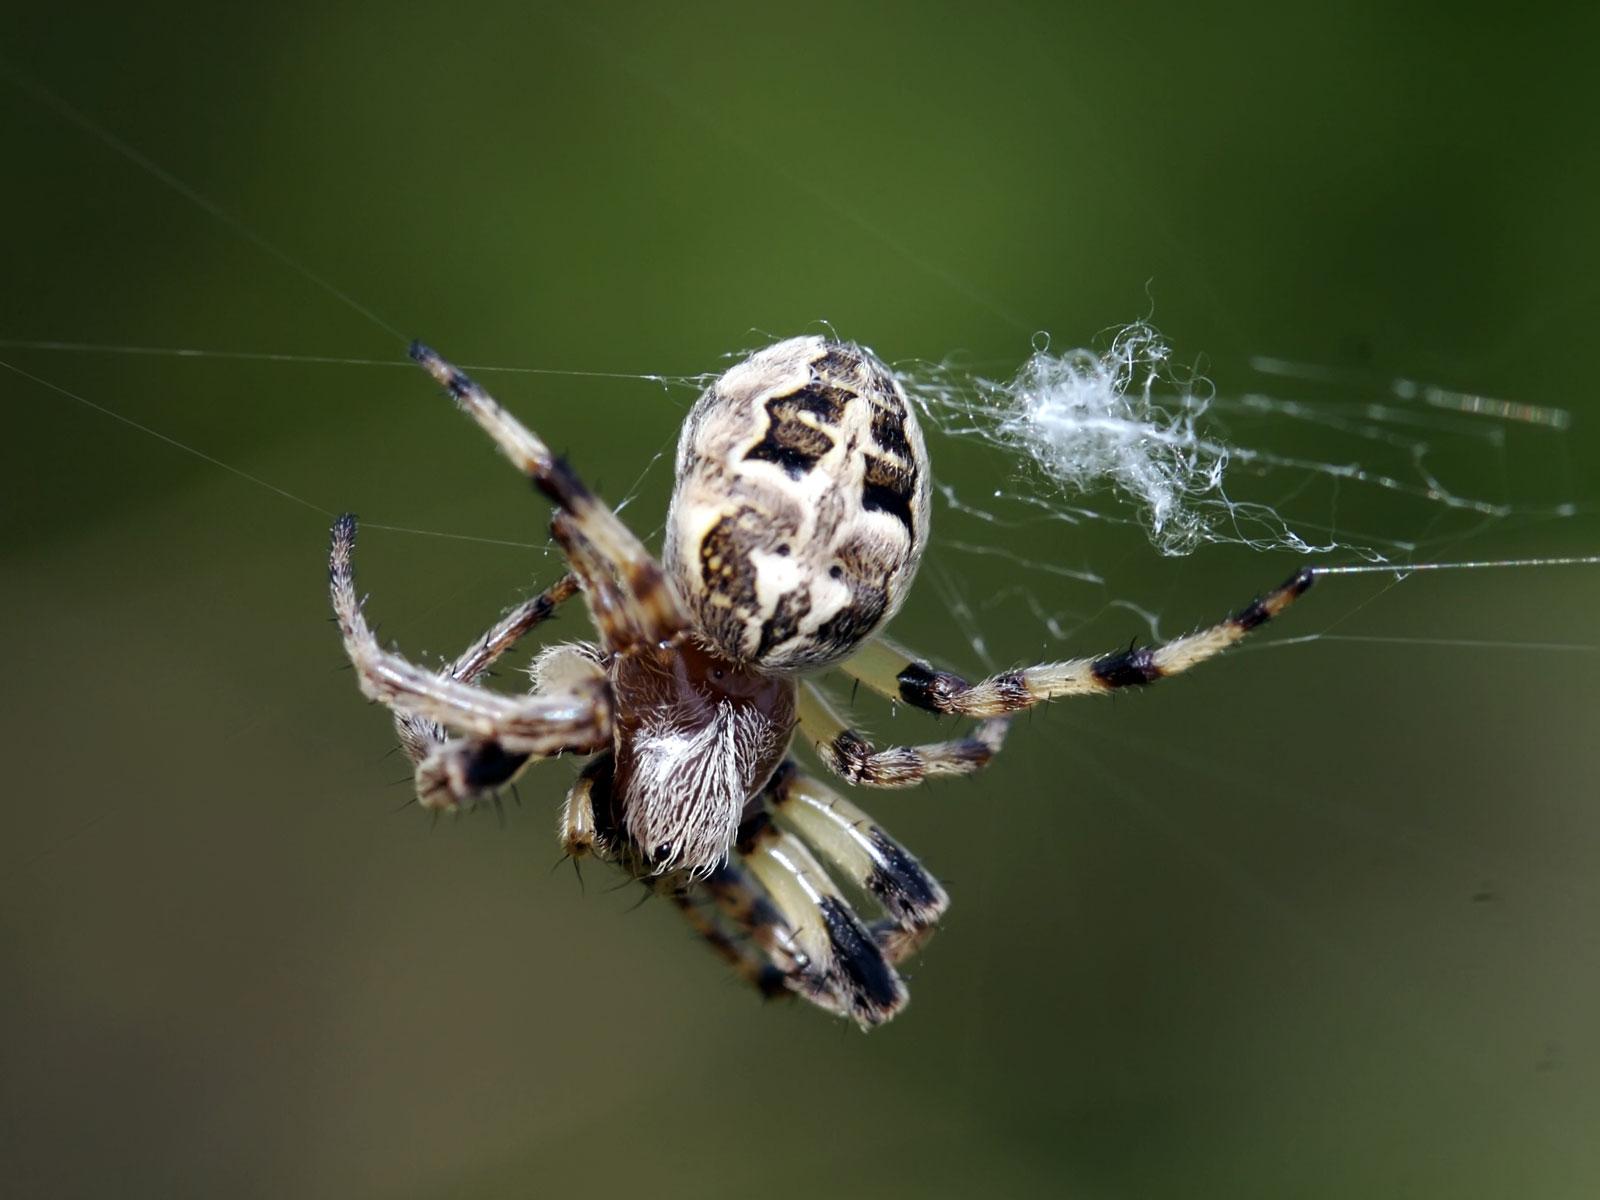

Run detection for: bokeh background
[[4, 3, 1599, 1197]]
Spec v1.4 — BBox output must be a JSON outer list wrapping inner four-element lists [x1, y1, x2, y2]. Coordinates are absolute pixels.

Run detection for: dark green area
[[3, 3, 1598, 1196]]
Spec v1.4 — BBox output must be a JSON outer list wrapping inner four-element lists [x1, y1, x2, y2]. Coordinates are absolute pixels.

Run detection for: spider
[[329, 335, 1313, 1028]]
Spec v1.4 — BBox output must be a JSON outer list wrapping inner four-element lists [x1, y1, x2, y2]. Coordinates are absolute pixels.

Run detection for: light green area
[[3, 3, 1598, 1197]]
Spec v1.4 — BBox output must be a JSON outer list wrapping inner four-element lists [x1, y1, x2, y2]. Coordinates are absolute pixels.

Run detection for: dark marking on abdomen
[[745, 386, 846, 478], [756, 586, 812, 659], [786, 383, 851, 424], [699, 516, 758, 608], [870, 402, 912, 459], [862, 452, 917, 534], [813, 592, 888, 659], [813, 542, 892, 658]]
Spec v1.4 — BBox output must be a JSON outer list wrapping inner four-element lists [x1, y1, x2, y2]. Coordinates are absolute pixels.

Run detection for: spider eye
[[829, 564, 844, 580], [776, 544, 791, 556]]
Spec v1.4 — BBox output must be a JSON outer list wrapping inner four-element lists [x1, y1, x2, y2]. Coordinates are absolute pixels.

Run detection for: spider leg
[[762, 762, 948, 965], [663, 879, 790, 1002], [735, 810, 907, 1027], [677, 853, 912, 1025], [331, 516, 610, 789], [551, 738, 906, 1025], [699, 857, 821, 998], [559, 753, 616, 863], [444, 574, 580, 683], [838, 568, 1315, 717], [395, 571, 579, 764], [409, 342, 690, 651], [547, 511, 659, 653], [796, 681, 1009, 788], [559, 760, 824, 1010]]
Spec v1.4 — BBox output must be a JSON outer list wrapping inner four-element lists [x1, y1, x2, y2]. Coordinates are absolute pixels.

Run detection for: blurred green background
[[4, 2, 1599, 1196]]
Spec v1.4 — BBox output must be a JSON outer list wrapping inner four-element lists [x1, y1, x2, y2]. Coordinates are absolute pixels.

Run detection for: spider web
[[5, 22, 1600, 1198], [1, 27, 1595, 932], [859, 312, 1589, 668], [911, 320, 1578, 560], [1, 50, 1591, 660]]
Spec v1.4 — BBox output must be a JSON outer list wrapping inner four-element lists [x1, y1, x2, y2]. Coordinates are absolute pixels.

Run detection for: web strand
[[0, 338, 696, 386], [1, 356, 332, 518], [1312, 556, 1600, 577], [1, 356, 559, 551], [0, 57, 405, 343], [5, 52, 1592, 648]]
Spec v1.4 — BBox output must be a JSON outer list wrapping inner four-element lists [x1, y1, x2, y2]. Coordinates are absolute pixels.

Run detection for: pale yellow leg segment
[[560, 758, 613, 862], [700, 860, 815, 993], [839, 568, 1315, 717], [740, 813, 908, 1028], [765, 764, 948, 964]]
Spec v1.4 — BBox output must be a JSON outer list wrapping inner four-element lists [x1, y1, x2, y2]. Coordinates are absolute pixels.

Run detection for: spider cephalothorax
[[330, 336, 1313, 1027]]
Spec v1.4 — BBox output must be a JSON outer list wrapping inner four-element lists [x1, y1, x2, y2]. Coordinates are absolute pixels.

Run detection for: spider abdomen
[[663, 336, 931, 673]]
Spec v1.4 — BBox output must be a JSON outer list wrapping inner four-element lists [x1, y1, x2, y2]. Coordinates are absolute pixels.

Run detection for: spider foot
[[414, 739, 531, 813]]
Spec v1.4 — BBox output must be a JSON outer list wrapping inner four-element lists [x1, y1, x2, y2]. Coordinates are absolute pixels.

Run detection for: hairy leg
[[762, 762, 948, 964], [331, 515, 609, 759], [840, 568, 1314, 716], [736, 810, 907, 1027], [395, 571, 580, 763], [796, 681, 1008, 788], [410, 342, 689, 651]]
